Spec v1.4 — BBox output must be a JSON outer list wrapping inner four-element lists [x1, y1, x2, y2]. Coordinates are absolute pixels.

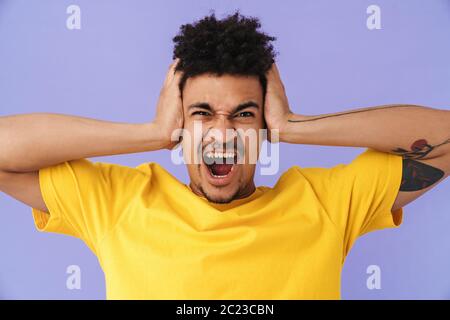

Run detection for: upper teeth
[[205, 151, 235, 159]]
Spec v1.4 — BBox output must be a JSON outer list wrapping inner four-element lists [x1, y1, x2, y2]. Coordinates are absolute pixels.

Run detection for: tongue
[[210, 163, 233, 176]]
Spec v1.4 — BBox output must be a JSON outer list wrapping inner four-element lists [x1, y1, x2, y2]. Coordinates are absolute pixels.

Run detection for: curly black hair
[[172, 11, 277, 99]]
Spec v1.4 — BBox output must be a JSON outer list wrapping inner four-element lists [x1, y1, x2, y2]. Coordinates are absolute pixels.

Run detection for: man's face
[[181, 73, 265, 203]]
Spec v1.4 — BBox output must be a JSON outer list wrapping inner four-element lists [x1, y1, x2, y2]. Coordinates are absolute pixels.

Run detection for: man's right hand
[[152, 58, 184, 150], [0, 58, 185, 214]]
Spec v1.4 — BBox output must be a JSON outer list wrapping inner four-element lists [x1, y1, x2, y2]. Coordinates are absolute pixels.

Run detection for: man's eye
[[192, 111, 210, 116], [236, 111, 254, 118]]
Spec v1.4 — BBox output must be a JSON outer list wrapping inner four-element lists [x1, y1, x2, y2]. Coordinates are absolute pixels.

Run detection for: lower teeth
[[208, 165, 233, 178]]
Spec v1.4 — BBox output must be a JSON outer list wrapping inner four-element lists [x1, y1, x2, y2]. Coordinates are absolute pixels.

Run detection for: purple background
[[1, 0, 449, 299]]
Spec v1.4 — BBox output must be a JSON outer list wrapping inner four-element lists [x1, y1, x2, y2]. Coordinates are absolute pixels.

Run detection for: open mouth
[[203, 150, 238, 178]]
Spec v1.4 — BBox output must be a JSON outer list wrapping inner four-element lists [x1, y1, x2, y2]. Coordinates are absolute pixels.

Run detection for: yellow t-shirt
[[31, 148, 403, 299]]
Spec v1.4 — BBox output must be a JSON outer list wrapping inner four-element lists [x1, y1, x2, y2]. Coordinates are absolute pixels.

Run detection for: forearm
[[282, 104, 450, 160], [0, 113, 165, 172]]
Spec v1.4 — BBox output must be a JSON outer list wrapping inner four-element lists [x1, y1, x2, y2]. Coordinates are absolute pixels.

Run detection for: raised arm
[[264, 63, 450, 211], [0, 114, 166, 173], [0, 59, 183, 212]]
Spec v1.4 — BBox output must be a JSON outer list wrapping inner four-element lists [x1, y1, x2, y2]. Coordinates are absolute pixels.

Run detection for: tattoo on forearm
[[287, 105, 418, 123], [400, 159, 444, 191], [392, 138, 450, 160], [286, 104, 448, 192]]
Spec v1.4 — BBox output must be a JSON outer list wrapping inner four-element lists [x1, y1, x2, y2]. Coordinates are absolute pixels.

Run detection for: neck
[[188, 181, 256, 202]]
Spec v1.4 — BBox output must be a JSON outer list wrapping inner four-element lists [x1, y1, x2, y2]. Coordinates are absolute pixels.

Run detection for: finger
[[172, 58, 180, 70], [169, 58, 181, 75], [169, 71, 183, 101], [164, 59, 179, 86], [267, 62, 285, 92], [172, 68, 183, 85], [270, 62, 282, 82], [168, 62, 183, 89], [265, 63, 276, 84]]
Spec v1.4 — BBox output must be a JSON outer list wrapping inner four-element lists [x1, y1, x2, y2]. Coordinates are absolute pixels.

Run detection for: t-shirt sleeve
[[298, 148, 404, 257], [31, 159, 149, 254]]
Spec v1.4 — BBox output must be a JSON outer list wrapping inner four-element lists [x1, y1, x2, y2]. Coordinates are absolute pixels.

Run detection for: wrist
[[141, 122, 172, 151], [279, 113, 310, 144]]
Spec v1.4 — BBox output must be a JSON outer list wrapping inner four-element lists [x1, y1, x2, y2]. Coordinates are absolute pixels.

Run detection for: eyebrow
[[187, 101, 260, 114]]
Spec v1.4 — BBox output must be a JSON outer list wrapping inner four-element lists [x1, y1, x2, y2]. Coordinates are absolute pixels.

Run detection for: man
[[0, 12, 449, 299]]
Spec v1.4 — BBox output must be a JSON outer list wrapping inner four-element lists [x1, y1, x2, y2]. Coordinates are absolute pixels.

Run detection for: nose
[[206, 114, 237, 146]]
